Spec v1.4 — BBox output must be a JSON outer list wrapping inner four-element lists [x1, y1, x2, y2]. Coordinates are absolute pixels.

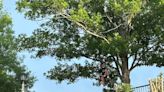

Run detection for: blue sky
[[3, 0, 164, 92]]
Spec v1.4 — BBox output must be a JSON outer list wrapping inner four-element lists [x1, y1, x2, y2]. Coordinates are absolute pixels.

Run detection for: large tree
[[0, 1, 35, 92], [16, 0, 164, 88]]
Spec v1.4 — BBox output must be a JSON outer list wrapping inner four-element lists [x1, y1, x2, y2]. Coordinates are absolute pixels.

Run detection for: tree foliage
[[115, 83, 132, 92], [16, 0, 164, 88], [0, 1, 35, 92]]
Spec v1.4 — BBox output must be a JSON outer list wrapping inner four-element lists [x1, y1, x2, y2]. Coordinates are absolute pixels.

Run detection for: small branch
[[129, 53, 137, 71], [101, 24, 123, 34], [130, 62, 141, 71], [106, 14, 117, 27], [81, 54, 101, 62], [130, 54, 142, 71], [34, 17, 52, 21], [81, 54, 117, 70]]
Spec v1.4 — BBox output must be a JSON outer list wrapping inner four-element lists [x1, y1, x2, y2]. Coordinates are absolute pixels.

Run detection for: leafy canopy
[[0, 1, 35, 92], [16, 0, 164, 87]]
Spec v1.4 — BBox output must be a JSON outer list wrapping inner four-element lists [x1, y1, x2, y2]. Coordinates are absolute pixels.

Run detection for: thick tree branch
[[112, 56, 122, 78], [58, 13, 110, 44], [116, 54, 122, 68], [74, 21, 110, 44]]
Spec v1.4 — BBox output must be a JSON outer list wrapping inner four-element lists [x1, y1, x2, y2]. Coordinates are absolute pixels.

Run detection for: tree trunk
[[121, 55, 130, 84]]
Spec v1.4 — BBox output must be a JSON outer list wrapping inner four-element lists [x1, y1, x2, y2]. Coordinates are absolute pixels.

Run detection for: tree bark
[[121, 55, 130, 84]]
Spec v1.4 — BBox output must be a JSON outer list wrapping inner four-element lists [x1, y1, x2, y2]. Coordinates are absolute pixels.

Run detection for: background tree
[[16, 0, 164, 88], [0, 1, 35, 92]]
